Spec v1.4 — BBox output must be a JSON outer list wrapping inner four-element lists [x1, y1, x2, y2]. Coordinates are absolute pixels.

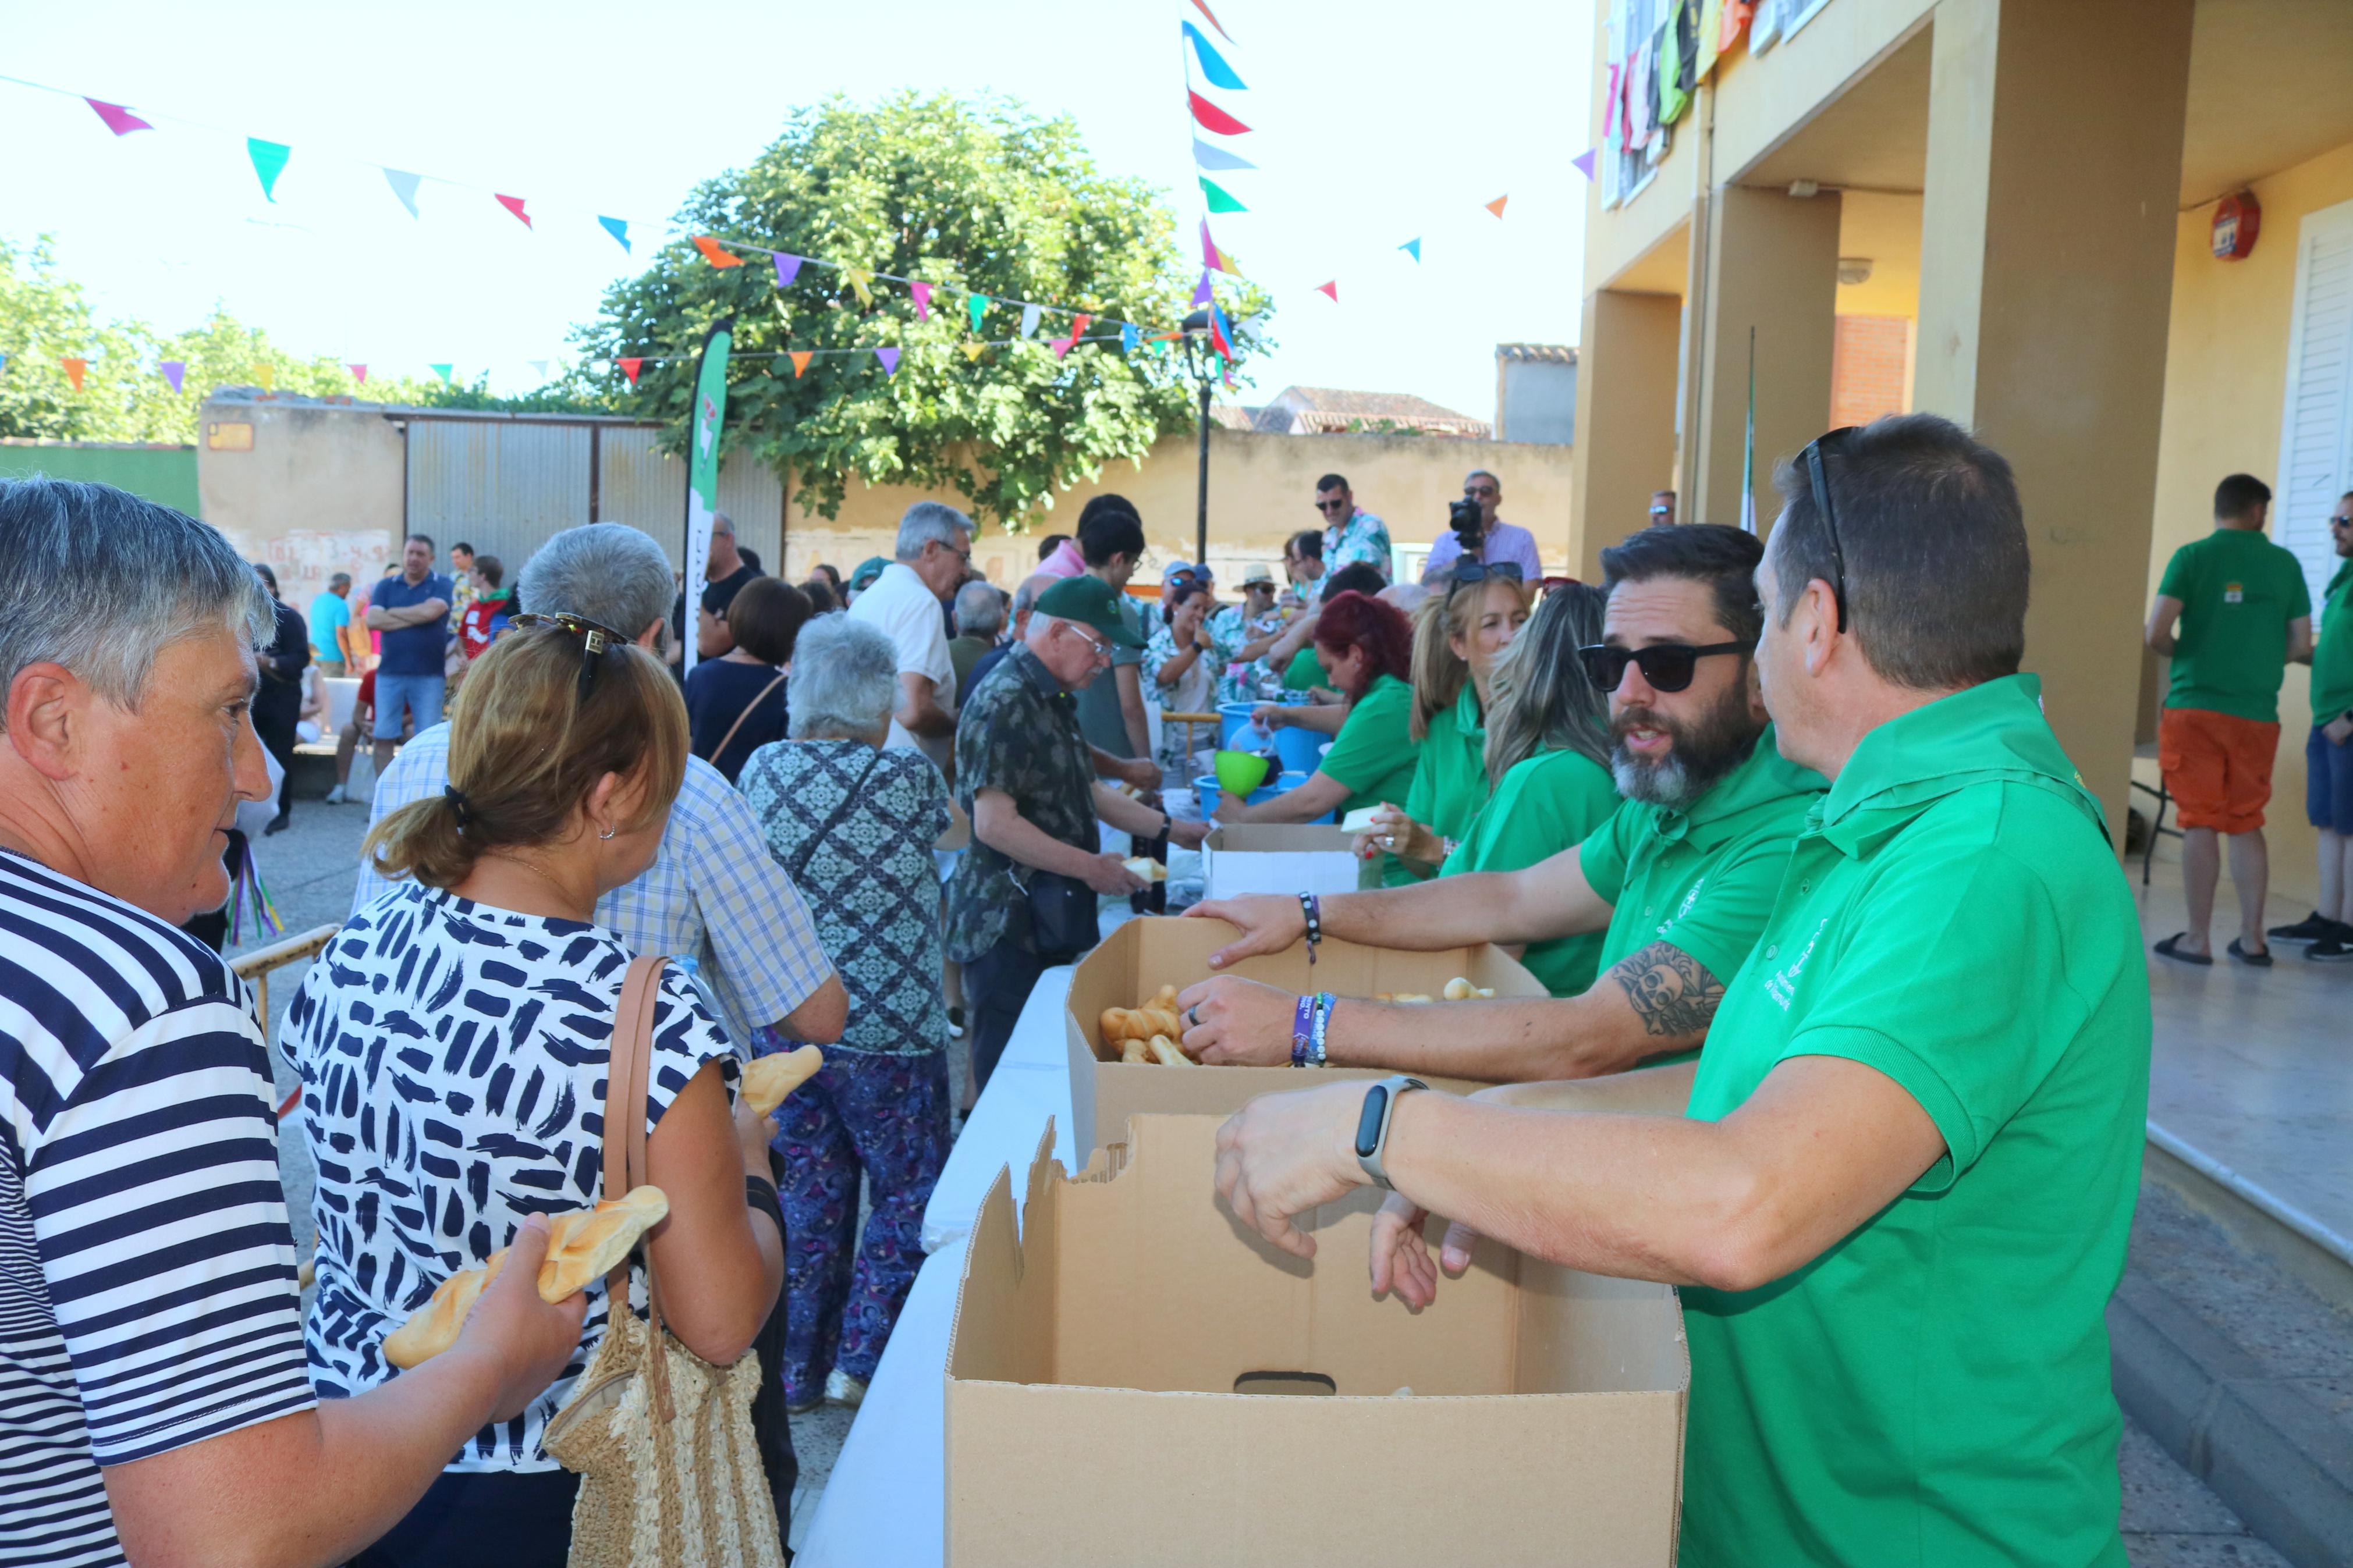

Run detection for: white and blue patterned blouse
[[736, 739, 950, 1056], [285, 883, 740, 1471]]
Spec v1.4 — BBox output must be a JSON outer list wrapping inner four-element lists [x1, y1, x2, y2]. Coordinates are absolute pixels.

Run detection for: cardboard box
[[1201, 823, 1360, 901], [946, 1117, 1689, 1566], [1065, 916, 1543, 1160]]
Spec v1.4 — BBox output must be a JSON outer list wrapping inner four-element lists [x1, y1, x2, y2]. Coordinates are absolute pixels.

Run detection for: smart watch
[[1353, 1074, 1429, 1190]]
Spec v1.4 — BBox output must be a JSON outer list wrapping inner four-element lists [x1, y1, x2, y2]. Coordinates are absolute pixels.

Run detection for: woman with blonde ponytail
[[286, 620, 786, 1568]]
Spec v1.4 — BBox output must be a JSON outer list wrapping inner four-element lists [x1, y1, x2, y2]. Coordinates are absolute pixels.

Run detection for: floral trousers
[[753, 1032, 950, 1399]]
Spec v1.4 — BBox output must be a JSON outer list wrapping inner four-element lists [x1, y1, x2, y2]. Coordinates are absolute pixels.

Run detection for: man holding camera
[[1423, 469, 1543, 585]]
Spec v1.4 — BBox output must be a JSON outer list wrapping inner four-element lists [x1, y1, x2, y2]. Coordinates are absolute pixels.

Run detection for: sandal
[[2152, 933, 2212, 967], [2226, 937, 2273, 968]]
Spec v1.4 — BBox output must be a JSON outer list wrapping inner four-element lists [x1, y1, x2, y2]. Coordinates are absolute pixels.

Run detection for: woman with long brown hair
[[286, 619, 784, 1567]]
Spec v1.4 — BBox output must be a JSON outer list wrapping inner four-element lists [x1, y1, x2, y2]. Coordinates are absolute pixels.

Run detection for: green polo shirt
[[1318, 673, 1420, 886], [1283, 646, 1327, 692], [2313, 560, 2353, 724], [1442, 746, 1622, 995], [1406, 684, 1492, 859], [1677, 674, 2150, 1568], [2157, 527, 2312, 721]]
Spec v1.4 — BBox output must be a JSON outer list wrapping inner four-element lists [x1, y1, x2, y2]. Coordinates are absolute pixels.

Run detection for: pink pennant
[[348, 363, 368, 384], [1315, 281, 1338, 301], [1051, 337, 1075, 360], [1187, 91, 1251, 137], [84, 98, 152, 137], [495, 194, 532, 229], [910, 281, 932, 321]]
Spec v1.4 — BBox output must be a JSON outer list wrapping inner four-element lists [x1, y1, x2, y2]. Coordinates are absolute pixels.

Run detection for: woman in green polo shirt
[[1215, 592, 1417, 865], [1369, 570, 1532, 881]]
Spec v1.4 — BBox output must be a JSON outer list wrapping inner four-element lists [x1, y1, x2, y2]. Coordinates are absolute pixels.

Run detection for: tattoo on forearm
[[1609, 941, 1724, 1037]]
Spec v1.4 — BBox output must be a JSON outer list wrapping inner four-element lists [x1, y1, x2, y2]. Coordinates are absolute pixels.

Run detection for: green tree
[[569, 92, 1270, 527]]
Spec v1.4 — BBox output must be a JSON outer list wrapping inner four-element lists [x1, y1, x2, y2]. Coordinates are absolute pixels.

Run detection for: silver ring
[[1187, 1006, 1202, 1029]]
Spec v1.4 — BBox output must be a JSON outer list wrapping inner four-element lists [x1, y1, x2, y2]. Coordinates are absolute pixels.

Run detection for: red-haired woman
[[1215, 591, 1419, 871]]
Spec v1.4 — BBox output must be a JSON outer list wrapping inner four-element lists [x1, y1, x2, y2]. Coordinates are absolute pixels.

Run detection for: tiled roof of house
[[1256, 386, 1490, 438], [1495, 343, 1578, 364]]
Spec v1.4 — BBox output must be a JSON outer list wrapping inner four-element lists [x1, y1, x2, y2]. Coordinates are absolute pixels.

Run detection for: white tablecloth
[[794, 968, 1078, 1567]]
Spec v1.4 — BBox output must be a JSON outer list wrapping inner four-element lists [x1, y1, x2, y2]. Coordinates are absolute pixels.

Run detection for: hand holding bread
[[741, 1045, 824, 1118]]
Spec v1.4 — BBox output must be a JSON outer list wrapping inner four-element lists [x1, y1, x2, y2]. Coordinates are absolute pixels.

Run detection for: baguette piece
[[1123, 856, 1167, 883], [382, 1186, 672, 1370], [743, 1045, 825, 1118], [1442, 977, 1497, 1001], [1147, 1034, 1193, 1066]]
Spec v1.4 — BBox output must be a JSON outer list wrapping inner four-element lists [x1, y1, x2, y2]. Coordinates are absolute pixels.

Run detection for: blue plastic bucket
[[1197, 770, 1336, 825], [1218, 700, 1327, 777]]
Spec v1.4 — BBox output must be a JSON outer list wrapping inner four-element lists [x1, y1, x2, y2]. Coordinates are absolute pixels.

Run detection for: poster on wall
[[681, 314, 735, 679]]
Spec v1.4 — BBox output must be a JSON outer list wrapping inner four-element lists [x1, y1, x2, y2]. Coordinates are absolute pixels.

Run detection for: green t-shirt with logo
[[1283, 646, 1328, 692], [1317, 674, 1420, 888], [1406, 685, 1492, 855], [2158, 527, 2312, 721], [1677, 674, 2149, 1568], [2312, 560, 2353, 725], [1442, 746, 1623, 996]]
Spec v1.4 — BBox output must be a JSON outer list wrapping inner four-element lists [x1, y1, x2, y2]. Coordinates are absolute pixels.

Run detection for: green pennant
[[968, 294, 988, 333], [429, 363, 453, 385], [247, 138, 290, 202], [1199, 176, 1248, 214]]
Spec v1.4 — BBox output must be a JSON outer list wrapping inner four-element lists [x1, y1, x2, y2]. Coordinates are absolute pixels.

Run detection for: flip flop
[[2153, 933, 2213, 967], [2226, 937, 2273, 968]]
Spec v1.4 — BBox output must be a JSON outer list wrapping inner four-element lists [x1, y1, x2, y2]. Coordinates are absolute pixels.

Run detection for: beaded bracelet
[[1305, 991, 1335, 1068], [1290, 991, 1319, 1068], [1298, 891, 1323, 965]]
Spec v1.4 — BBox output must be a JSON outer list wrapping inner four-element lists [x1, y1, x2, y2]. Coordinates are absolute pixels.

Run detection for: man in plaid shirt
[[352, 523, 847, 1050]]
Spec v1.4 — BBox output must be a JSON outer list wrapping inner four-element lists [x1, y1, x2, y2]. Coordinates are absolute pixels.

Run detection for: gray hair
[[896, 501, 973, 561], [329, 571, 352, 591], [518, 523, 676, 639], [0, 478, 273, 719], [953, 580, 1004, 638], [711, 511, 734, 537], [788, 614, 900, 741], [1012, 578, 1040, 617]]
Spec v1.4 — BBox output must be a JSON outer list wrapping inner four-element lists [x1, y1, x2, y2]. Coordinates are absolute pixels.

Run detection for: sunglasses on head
[[1450, 560, 1523, 586], [1799, 426, 1859, 632], [511, 612, 629, 705], [1577, 641, 1749, 694]]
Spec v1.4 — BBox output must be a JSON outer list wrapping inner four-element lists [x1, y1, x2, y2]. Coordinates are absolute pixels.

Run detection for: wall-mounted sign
[[2211, 190, 2261, 261], [205, 421, 254, 451]]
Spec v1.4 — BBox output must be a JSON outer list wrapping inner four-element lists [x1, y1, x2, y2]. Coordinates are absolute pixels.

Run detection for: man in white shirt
[[1422, 468, 1545, 585], [849, 501, 973, 771]]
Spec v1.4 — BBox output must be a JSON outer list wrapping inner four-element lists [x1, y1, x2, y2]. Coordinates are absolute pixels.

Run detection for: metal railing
[[232, 922, 338, 1118]]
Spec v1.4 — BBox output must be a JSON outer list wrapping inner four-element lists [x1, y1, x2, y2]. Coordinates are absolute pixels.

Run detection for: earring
[[599, 826, 616, 841]]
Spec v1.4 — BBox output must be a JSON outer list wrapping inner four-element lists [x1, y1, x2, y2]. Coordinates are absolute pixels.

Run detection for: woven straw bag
[[541, 955, 786, 1568]]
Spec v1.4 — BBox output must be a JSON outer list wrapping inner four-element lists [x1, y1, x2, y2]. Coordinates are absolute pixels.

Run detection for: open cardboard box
[[1064, 916, 1543, 1159], [946, 1115, 1688, 1566], [1201, 823, 1361, 901]]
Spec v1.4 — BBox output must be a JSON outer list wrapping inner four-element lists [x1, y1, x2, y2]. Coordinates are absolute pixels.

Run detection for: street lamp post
[[1180, 309, 1213, 570]]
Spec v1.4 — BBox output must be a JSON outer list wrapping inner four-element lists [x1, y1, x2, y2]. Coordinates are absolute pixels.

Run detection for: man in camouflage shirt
[[947, 575, 1208, 1089]]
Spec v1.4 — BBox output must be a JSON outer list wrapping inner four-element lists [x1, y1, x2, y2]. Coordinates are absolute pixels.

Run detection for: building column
[[1569, 289, 1683, 581], [1915, 0, 2193, 849], [1690, 186, 1843, 530]]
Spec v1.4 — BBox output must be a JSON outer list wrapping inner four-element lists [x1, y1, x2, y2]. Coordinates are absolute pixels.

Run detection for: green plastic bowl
[[1214, 749, 1273, 796]]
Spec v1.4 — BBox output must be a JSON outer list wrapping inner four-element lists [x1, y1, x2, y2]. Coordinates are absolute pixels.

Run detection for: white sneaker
[[824, 1368, 867, 1409], [323, 784, 348, 805]]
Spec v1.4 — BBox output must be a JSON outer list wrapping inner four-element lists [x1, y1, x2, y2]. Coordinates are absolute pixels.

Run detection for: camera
[[1447, 496, 1486, 554]]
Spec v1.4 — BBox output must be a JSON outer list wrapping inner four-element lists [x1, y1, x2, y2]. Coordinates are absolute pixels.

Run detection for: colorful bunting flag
[[772, 253, 803, 286], [84, 98, 152, 136], [910, 282, 932, 321], [1187, 91, 1251, 137], [1192, 271, 1214, 307], [247, 138, 290, 202], [1485, 194, 1509, 218], [843, 268, 875, 307], [528, 360, 549, 378], [1071, 314, 1092, 340], [61, 357, 87, 392], [599, 216, 631, 252], [1571, 150, 1597, 182], [789, 351, 813, 378], [1020, 304, 1041, 338], [256, 364, 275, 392], [1182, 22, 1248, 90], [1190, 0, 1234, 42], [495, 194, 532, 229], [1400, 238, 1422, 262], [1238, 313, 1268, 344], [1198, 220, 1236, 274], [429, 362, 453, 385], [1051, 336, 1074, 361], [1, 353, 10, 376], [1207, 303, 1234, 358], [385, 169, 423, 218], [1315, 281, 1338, 301], [349, 364, 368, 383], [693, 235, 743, 268], [1120, 323, 1141, 353], [875, 347, 900, 375], [967, 294, 988, 332], [1191, 137, 1257, 173], [161, 361, 186, 393], [619, 357, 643, 385], [1199, 177, 1247, 214], [961, 343, 988, 362]]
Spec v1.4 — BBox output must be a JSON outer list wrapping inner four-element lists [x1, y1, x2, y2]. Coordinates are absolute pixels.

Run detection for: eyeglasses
[[1315, 497, 1351, 513], [1464, 483, 1499, 499], [511, 612, 629, 705], [2332, 513, 2353, 530], [1449, 560, 1523, 586], [1577, 641, 1749, 694], [1800, 426, 1858, 633], [1067, 624, 1112, 663]]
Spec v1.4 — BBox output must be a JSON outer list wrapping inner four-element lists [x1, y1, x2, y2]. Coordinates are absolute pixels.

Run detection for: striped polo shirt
[[1, 848, 315, 1567]]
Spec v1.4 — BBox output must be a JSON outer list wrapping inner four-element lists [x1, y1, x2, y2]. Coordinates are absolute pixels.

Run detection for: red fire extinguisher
[[2212, 191, 2260, 261]]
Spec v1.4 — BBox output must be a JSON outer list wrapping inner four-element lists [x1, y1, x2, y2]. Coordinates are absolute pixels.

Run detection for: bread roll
[[382, 1186, 672, 1370], [1147, 1034, 1193, 1066], [1122, 856, 1167, 883], [1120, 1036, 1151, 1064], [1442, 977, 1496, 1001], [743, 1046, 824, 1118]]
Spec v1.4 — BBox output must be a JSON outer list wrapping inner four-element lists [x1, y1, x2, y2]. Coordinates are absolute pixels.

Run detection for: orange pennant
[[59, 357, 87, 391], [693, 235, 744, 268], [1485, 195, 1509, 218], [789, 351, 814, 378]]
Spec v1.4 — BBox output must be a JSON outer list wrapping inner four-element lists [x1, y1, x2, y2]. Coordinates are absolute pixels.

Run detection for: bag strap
[[784, 748, 887, 884], [706, 670, 787, 767], [602, 953, 677, 1421]]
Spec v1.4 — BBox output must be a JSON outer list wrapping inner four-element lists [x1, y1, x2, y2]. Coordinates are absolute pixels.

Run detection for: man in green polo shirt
[[1180, 525, 1824, 1082], [1211, 414, 2152, 1567], [2271, 489, 2353, 960]]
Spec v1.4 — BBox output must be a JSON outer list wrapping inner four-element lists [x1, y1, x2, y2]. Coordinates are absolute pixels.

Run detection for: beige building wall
[[2145, 139, 2353, 903], [196, 398, 405, 612]]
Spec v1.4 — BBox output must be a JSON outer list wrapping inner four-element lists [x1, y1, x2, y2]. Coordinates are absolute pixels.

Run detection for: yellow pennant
[[257, 363, 276, 391], [960, 342, 988, 362], [843, 268, 875, 308]]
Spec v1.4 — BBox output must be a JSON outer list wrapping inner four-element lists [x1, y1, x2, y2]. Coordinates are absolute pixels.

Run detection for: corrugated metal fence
[[402, 415, 787, 575]]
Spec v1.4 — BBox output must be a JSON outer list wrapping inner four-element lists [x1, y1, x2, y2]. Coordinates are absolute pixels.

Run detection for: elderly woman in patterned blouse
[[737, 613, 953, 1413]]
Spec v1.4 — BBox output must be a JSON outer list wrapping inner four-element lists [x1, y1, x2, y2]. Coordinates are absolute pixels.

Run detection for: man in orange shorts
[[2146, 474, 2313, 965]]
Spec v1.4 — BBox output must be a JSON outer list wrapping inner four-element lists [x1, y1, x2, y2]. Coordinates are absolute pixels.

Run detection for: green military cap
[[1035, 574, 1147, 646]]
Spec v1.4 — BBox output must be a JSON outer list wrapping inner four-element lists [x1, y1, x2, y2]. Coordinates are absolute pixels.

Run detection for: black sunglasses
[[1577, 641, 1749, 694], [511, 612, 629, 705], [1800, 426, 1857, 632], [1315, 497, 1351, 513], [1450, 560, 1523, 586]]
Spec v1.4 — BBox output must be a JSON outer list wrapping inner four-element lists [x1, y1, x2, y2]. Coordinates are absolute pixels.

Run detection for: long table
[[793, 968, 1080, 1567]]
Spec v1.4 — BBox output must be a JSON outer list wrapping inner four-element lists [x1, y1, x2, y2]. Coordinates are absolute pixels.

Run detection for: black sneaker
[[2267, 910, 2336, 944], [2308, 935, 2353, 962]]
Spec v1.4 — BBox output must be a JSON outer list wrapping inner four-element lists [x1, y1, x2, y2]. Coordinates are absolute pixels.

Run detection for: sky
[[0, 1, 1593, 424]]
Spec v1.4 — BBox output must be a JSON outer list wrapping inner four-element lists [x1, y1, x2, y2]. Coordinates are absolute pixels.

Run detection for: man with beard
[[1180, 524, 1823, 1081]]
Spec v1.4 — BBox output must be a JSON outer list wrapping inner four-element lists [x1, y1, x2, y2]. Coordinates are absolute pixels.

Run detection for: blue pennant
[[1182, 21, 1248, 90]]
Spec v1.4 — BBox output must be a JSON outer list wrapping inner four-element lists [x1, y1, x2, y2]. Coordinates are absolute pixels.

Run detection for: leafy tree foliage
[[570, 93, 1269, 527]]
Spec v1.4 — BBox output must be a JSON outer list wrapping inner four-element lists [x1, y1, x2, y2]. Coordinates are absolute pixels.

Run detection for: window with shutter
[[2273, 200, 2353, 611]]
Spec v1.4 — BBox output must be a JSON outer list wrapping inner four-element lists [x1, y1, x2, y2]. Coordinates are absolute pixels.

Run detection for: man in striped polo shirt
[[0, 479, 584, 1568]]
